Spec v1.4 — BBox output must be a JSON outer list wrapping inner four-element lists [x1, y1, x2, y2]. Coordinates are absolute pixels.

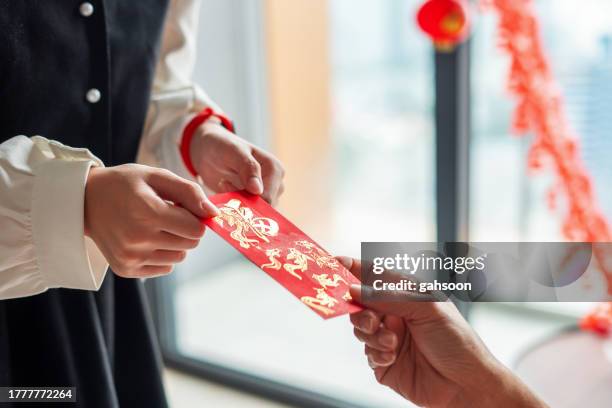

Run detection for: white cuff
[[160, 112, 197, 181], [32, 159, 108, 291]]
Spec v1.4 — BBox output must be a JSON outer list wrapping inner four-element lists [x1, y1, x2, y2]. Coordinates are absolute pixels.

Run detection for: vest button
[[79, 2, 94, 17], [86, 88, 101, 104]]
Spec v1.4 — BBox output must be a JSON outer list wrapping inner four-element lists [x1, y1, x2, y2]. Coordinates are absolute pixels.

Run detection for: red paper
[[204, 191, 361, 319]]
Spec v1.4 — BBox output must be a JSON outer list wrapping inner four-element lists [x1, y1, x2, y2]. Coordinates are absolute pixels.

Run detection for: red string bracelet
[[179, 107, 235, 177]]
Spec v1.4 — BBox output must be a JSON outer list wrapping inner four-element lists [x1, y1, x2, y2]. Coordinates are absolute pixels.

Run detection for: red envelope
[[204, 191, 362, 319]]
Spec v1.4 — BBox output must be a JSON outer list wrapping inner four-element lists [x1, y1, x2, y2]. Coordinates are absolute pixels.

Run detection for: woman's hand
[[84, 164, 218, 278], [339, 257, 548, 408], [189, 121, 285, 206]]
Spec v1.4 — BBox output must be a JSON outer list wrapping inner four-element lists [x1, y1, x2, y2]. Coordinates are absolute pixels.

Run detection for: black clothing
[[0, 1, 170, 406]]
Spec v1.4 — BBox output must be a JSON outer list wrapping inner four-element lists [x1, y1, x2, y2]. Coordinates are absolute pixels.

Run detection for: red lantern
[[417, 0, 470, 51]]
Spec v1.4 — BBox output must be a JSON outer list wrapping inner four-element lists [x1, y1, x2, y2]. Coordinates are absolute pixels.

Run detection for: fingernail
[[350, 283, 361, 292], [336, 256, 352, 269], [379, 333, 396, 348], [201, 200, 219, 217], [248, 177, 264, 195], [359, 316, 374, 332], [380, 352, 395, 364], [367, 356, 377, 369]]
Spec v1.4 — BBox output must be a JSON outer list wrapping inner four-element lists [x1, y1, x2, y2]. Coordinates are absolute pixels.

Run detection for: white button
[[79, 2, 94, 17], [86, 88, 101, 104]]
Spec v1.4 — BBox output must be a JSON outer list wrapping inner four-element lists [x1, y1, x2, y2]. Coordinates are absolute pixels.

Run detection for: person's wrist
[[188, 121, 224, 170], [84, 166, 105, 238], [458, 360, 546, 408], [188, 125, 205, 173], [181, 109, 234, 178], [435, 351, 494, 407], [458, 359, 509, 407]]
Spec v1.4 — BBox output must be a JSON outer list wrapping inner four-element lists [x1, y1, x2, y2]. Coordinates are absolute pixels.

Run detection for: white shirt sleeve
[[0, 136, 108, 300], [137, 0, 224, 182]]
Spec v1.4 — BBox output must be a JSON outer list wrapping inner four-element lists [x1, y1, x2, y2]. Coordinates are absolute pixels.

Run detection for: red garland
[[482, 0, 612, 332], [580, 303, 612, 336]]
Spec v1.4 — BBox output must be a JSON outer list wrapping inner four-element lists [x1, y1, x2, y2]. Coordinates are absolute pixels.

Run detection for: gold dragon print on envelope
[[312, 273, 348, 289], [262, 246, 333, 282], [213, 199, 279, 249], [261, 248, 282, 270], [282, 248, 314, 280], [261, 247, 309, 280], [295, 240, 340, 270], [300, 287, 339, 315], [205, 192, 362, 318]]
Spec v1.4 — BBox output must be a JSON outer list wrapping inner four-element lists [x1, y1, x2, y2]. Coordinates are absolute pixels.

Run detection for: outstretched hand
[[338, 256, 547, 408]]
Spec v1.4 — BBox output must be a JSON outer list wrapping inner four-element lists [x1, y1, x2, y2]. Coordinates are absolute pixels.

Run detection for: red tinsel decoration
[[580, 303, 612, 336], [482, 0, 612, 333]]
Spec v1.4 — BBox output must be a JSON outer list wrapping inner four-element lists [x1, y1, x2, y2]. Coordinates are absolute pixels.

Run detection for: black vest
[[0, 1, 170, 406], [0, 0, 168, 165]]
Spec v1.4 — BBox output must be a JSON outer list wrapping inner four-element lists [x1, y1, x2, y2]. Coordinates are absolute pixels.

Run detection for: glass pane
[[330, 0, 436, 247], [169, 0, 435, 406], [470, 0, 612, 355], [471, 0, 612, 241]]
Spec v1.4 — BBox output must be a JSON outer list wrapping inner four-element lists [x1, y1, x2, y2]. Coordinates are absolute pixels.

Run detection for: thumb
[[336, 256, 362, 280], [349, 283, 439, 321], [233, 149, 263, 195], [148, 170, 219, 218]]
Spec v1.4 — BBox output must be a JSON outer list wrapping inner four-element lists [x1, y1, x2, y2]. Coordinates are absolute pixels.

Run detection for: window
[[149, 0, 612, 406], [469, 0, 612, 365], [151, 1, 435, 407], [471, 0, 612, 241]]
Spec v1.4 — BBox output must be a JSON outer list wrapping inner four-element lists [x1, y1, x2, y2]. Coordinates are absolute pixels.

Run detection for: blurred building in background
[[563, 35, 612, 216]]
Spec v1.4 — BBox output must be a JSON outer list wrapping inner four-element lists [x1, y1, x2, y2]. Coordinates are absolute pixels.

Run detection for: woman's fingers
[[136, 265, 174, 278], [155, 231, 200, 250], [146, 250, 187, 265], [158, 204, 206, 239], [217, 178, 242, 193], [223, 141, 263, 195], [147, 168, 217, 218], [252, 148, 285, 206]]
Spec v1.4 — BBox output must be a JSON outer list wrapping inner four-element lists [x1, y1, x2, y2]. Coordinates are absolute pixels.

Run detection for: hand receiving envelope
[[204, 191, 361, 318]]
